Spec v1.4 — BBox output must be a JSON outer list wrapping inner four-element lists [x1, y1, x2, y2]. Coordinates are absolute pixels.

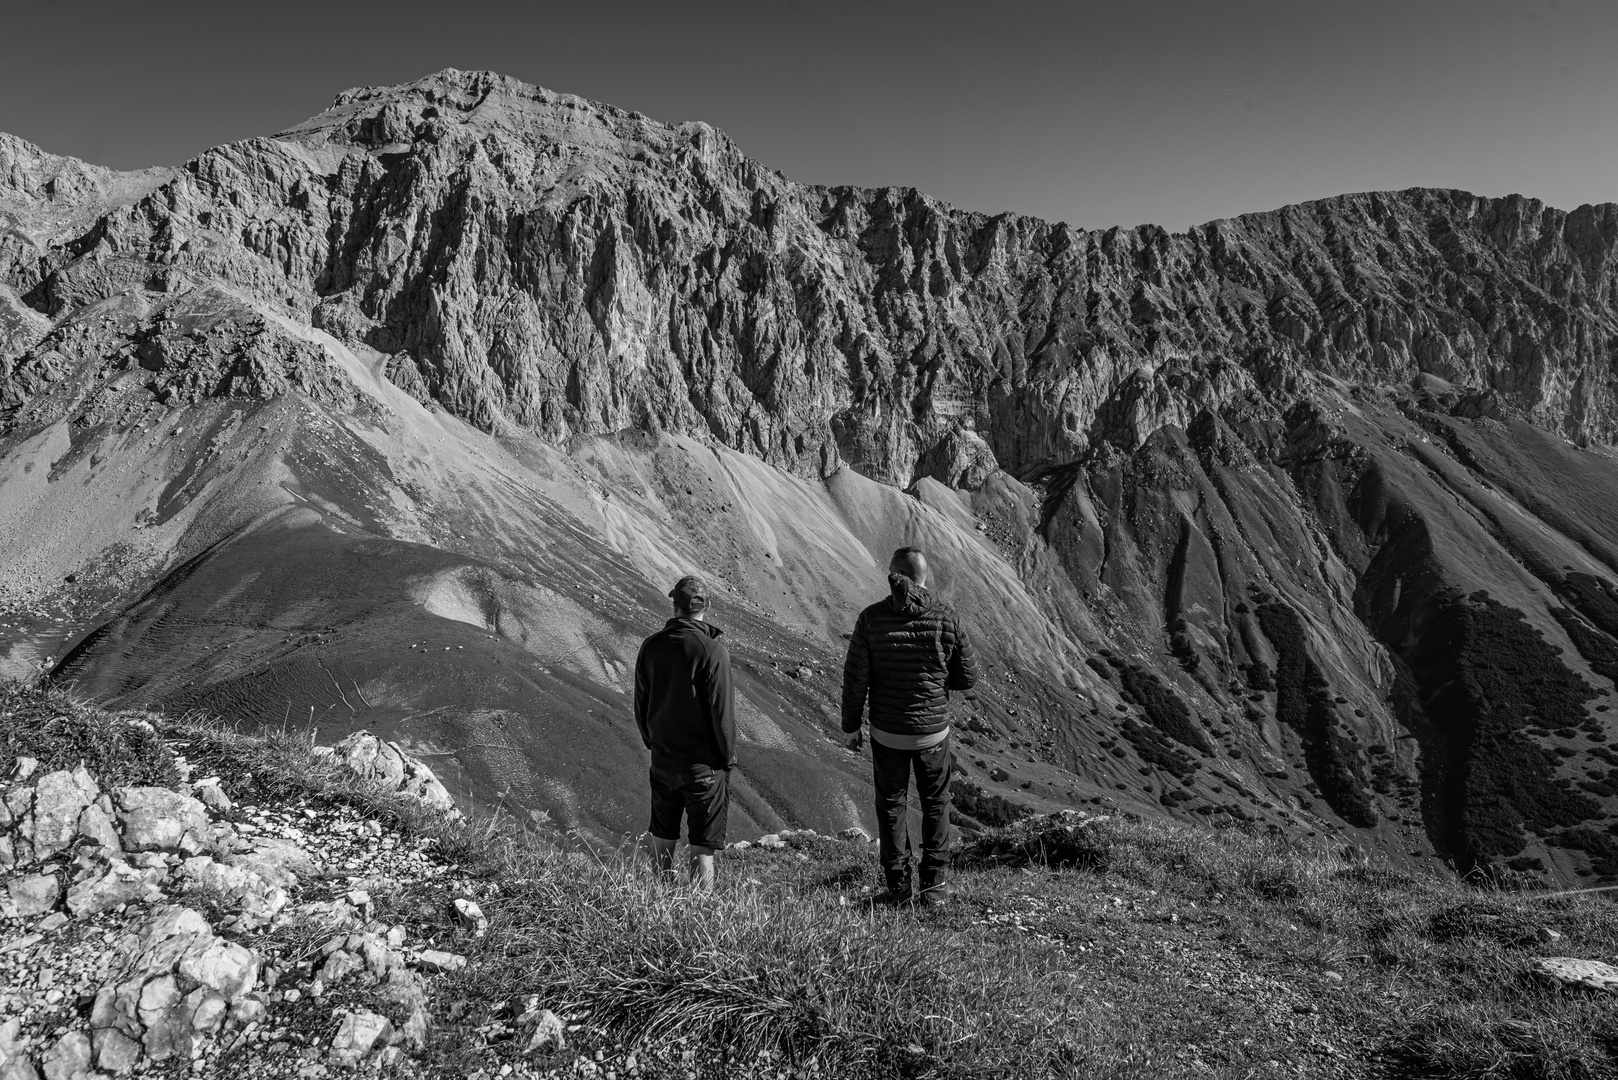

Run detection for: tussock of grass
[[1391, 1007, 1618, 1080], [0, 679, 177, 787], [461, 862, 971, 1074], [1391, 1016, 1618, 1080]]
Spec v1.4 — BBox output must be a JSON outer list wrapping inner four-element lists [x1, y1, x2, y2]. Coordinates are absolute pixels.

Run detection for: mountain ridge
[[11, 69, 1618, 483], [7, 68, 1618, 884]]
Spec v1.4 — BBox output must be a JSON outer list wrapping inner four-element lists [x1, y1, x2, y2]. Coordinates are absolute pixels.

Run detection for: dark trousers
[[872, 735, 954, 886]]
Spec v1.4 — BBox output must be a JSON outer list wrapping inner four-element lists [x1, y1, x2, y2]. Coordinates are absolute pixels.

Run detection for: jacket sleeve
[[841, 610, 871, 733], [634, 641, 652, 748], [946, 613, 978, 693], [705, 640, 737, 768]]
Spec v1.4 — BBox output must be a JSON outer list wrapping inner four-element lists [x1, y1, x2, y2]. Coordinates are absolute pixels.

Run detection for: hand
[[845, 730, 864, 752]]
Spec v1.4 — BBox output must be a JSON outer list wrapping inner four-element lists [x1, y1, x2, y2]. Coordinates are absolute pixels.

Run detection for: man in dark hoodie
[[635, 574, 736, 890], [842, 547, 978, 906]]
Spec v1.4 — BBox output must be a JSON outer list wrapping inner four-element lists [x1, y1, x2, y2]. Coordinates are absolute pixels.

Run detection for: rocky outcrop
[[322, 732, 459, 818], [0, 733, 470, 1077], [113, 786, 209, 853], [88, 905, 260, 1066]]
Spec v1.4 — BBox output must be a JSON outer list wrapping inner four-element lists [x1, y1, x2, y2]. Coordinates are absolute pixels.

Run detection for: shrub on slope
[[1555, 572, 1618, 640], [1255, 604, 1378, 827], [1551, 605, 1618, 686], [1118, 665, 1213, 755], [1431, 592, 1601, 868]]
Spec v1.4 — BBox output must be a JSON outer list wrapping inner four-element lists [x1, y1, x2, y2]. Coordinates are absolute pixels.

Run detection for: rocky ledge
[[0, 728, 480, 1079]]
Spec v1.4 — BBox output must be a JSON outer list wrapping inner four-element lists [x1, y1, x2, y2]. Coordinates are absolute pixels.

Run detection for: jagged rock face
[[8, 70, 1618, 486], [12, 68, 1618, 882]]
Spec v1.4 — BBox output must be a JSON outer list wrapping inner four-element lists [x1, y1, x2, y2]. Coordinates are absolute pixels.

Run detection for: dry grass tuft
[[0, 679, 177, 787], [1390, 1007, 1618, 1079], [447, 857, 979, 1076]]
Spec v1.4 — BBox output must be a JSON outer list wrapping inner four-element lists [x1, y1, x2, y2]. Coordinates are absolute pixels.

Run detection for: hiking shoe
[[868, 874, 913, 907], [916, 872, 954, 908]]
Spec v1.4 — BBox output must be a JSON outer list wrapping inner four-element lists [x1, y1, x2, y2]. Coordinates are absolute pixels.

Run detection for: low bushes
[[1253, 605, 1377, 827], [950, 780, 1033, 828], [1552, 606, 1618, 685], [1431, 592, 1601, 869], [1118, 719, 1200, 780], [1118, 665, 1213, 754]]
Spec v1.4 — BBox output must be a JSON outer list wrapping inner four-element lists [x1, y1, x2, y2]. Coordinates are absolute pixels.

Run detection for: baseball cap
[[669, 574, 710, 611]]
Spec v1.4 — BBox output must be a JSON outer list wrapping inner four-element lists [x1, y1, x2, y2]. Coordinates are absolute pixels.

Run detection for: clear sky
[[3, 0, 1614, 231]]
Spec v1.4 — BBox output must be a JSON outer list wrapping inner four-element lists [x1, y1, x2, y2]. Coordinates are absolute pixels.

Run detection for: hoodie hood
[[886, 573, 933, 615], [666, 616, 723, 639]]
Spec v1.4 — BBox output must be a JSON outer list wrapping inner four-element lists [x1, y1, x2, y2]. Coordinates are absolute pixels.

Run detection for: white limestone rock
[[328, 1009, 392, 1067], [1530, 956, 1618, 993], [329, 731, 460, 817], [74, 802, 120, 853], [65, 859, 163, 918], [22, 768, 100, 860], [111, 788, 207, 853], [39, 1032, 89, 1080], [6, 873, 59, 918]]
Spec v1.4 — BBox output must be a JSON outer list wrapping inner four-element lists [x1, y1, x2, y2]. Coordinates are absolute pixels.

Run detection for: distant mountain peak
[[272, 67, 740, 168]]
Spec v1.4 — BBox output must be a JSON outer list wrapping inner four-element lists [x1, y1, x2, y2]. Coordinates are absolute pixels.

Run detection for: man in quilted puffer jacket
[[841, 546, 978, 906]]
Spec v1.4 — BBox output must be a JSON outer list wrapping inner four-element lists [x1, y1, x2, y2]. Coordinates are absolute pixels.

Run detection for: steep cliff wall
[[7, 70, 1618, 484]]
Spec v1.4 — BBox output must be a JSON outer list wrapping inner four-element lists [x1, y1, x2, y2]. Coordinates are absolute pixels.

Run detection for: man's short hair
[[889, 547, 927, 581], [668, 574, 710, 612]]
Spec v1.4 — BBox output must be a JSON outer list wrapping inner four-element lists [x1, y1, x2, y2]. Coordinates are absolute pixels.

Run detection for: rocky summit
[[5, 68, 1618, 884]]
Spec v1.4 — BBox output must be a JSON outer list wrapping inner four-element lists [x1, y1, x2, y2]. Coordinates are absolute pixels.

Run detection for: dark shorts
[[648, 763, 729, 849]]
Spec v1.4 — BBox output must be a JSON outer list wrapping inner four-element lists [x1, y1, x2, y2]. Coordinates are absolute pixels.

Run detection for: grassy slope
[[444, 829, 1618, 1080], [7, 683, 1618, 1079]]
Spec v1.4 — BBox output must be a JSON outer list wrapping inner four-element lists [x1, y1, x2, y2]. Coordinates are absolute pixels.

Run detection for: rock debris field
[[0, 729, 487, 1079]]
